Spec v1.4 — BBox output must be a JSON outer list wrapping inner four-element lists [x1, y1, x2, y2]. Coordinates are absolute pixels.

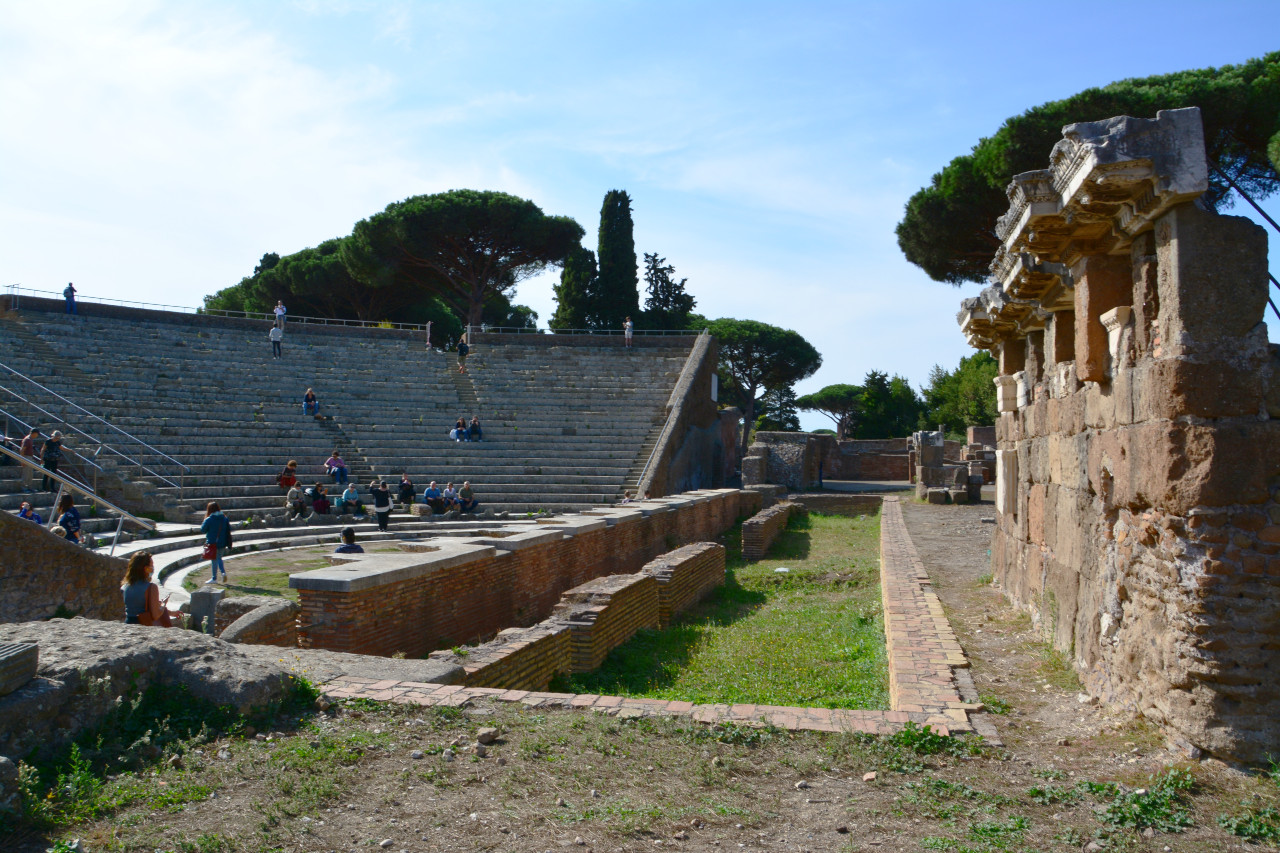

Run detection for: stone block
[[994, 375, 1019, 413], [0, 642, 38, 696], [948, 489, 969, 504], [926, 488, 948, 505], [917, 466, 948, 487], [1073, 254, 1132, 383], [918, 444, 943, 467], [996, 450, 1017, 516], [189, 588, 225, 635]]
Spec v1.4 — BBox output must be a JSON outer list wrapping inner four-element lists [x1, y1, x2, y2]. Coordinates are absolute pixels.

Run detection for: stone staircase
[[0, 306, 694, 525]]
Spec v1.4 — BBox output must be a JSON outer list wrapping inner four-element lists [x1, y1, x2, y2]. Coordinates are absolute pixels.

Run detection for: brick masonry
[[741, 501, 796, 561], [321, 495, 995, 741]]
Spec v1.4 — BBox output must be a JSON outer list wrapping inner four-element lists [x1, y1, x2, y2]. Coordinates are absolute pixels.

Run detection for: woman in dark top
[[277, 459, 298, 491], [201, 501, 231, 584], [469, 416, 482, 441], [121, 551, 179, 626], [303, 388, 319, 417], [370, 480, 391, 531], [311, 483, 331, 514], [55, 494, 81, 543], [41, 430, 64, 492], [397, 473, 415, 506]]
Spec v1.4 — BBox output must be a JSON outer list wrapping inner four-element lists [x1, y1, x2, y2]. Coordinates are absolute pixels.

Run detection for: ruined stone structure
[[741, 432, 913, 491], [957, 107, 1280, 763]]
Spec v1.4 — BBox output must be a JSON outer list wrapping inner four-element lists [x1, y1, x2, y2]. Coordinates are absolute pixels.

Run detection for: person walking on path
[[370, 479, 391, 531], [19, 428, 39, 490], [269, 325, 283, 359], [55, 494, 81, 543], [623, 316, 633, 348], [40, 430, 64, 492], [457, 334, 469, 374], [201, 501, 231, 584], [122, 551, 180, 627], [64, 283, 77, 314], [274, 300, 287, 328], [303, 388, 320, 417]]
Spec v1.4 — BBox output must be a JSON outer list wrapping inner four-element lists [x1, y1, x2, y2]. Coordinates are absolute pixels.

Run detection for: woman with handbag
[[122, 551, 180, 626], [201, 501, 231, 585]]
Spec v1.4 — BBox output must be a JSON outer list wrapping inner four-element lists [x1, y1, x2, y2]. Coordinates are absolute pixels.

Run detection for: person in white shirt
[[269, 325, 283, 358], [274, 300, 287, 328]]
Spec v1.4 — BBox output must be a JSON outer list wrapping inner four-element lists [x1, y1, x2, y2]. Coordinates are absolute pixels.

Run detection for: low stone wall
[[0, 510, 127, 623], [293, 489, 757, 657], [427, 541, 727, 691], [790, 494, 882, 518], [742, 502, 797, 562], [643, 542, 725, 627], [217, 596, 300, 647]]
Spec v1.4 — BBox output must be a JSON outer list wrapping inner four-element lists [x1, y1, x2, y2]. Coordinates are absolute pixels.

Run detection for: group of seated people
[[450, 416, 482, 442], [281, 469, 478, 518]]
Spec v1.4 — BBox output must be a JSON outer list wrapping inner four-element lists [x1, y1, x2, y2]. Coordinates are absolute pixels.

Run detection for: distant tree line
[[896, 52, 1280, 284]]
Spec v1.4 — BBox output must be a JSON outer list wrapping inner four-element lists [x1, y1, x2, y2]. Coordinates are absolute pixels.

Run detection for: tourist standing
[[55, 494, 81, 543], [274, 300, 287, 328], [269, 325, 283, 359], [201, 501, 231, 584], [623, 316, 633, 348], [19, 428, 39, 491], [64, 283, 77, 314], [40, 430, 64, 492], [122, 551, 180, 626], [457, 334, 469, 374], [371, 479, 391, 531]]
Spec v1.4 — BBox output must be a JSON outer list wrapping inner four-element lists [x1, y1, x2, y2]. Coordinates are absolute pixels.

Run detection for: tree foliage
[[897, 52, 1280, 284], [549, 246, 598, 331], [795, 384, 863, 439], [707, 317, 822, 458], [856, 371, 924, 439], [754, 386, 801, 433], [344, 189, 584, 326], [595, 190, 640, 330], [920, 352, 999, 434], [641, 252, 696, 329]]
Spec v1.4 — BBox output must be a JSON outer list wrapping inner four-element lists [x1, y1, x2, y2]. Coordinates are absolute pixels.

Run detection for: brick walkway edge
[[321, 496, 988, 739]]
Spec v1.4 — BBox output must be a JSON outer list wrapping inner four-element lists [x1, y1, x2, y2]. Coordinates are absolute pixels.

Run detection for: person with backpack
[[64, 282, 76, 314], [201, 501, 231, 584]]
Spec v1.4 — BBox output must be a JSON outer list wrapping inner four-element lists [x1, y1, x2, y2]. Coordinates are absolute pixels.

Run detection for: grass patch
[[182, 551, 336, 600], [558, 511, 888, 709]]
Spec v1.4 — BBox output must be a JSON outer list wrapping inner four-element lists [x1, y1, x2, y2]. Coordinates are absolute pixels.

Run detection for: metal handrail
[[0, 361, 187, 483], [0, 442, 156, 531], [5, 285, 429, 331], [0, 401, 106, 475]]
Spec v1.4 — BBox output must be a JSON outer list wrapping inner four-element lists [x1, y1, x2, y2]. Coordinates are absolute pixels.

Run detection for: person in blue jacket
[[55, 494, 81, 543], [201, 501, 231, 584]]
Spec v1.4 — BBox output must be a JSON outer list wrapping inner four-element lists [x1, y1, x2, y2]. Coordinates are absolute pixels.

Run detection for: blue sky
[[2, 1, 1277, 430]]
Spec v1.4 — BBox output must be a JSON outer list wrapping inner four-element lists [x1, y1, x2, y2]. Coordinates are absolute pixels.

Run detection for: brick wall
[[742, 502, 797, 562], [294, 489, 751, 657], [427, 540, 727, 690], [0, 510, 126, 623]]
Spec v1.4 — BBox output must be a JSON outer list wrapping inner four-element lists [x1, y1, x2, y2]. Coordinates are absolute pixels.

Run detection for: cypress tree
[[550, 246, 598, 331], [595, 189, 639, 331]]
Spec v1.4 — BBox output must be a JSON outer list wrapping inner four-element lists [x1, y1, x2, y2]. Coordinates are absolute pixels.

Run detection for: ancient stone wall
[[427, 541, 726, 691], [957, 107, 1280, 763], [0, 510, 127, 623], [293, 489, 756, 657], [742, 502, 797, 561], [217, 596, 300, 647]]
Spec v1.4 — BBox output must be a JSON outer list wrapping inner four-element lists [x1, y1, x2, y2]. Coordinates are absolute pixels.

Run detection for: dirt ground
[[10, 499, 1278, 853]]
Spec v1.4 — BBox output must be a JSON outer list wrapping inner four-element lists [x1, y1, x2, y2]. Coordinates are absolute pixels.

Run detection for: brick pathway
[[321, 497, 990, 739]]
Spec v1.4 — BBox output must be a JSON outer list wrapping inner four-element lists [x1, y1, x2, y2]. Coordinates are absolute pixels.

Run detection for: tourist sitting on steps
[[303, 388, 320, 417], [277, 460, 298, 491], [469, 416, 482, 441], [338, 483, 364, 516], [18, 501, 43, 524], [442, 482, 459, 512], [397, 473, 416, 506], [285, 484, 306, 519], [422, 481, 445, 514], [458, 481, 478, 513], [55, 494, 81, 544], [122, 551, 180, 627], [334, 526, 364, 554], [450, 417, 468, 442], [310, 483, 331, 515], [325, 451, 349, 485]]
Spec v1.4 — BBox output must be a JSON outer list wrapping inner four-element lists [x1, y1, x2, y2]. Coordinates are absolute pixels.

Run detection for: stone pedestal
[[189, 588, 225, 635]]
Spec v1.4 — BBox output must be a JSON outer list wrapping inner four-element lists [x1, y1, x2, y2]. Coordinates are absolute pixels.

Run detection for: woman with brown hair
[[201, 501, 231, 585], [121, 551, 179, 626]]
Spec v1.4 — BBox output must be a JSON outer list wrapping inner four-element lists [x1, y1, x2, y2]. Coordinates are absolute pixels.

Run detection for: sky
[[2, 1, 1278, 431]]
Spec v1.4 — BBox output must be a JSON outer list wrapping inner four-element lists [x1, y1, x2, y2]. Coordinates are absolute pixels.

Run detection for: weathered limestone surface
[[0, 510, 127, 623], [958, 107, 1280, 764]]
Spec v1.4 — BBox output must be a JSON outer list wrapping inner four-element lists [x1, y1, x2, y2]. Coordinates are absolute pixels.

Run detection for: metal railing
[[0, 361, 187, 496], [473, 325, 703, 336], [1, 403, 107, 493], [0, 442, 156, 555], [4, 285, 430, 331]]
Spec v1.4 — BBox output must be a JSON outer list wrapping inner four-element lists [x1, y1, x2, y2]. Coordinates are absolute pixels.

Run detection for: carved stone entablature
[[957, 284, 1033, 349], [995, 170, 1059, 243], [1001, 253, 1074, 303]]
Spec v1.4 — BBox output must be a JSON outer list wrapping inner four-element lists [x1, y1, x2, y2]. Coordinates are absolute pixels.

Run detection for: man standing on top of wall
[[63, 282, 76, 314]]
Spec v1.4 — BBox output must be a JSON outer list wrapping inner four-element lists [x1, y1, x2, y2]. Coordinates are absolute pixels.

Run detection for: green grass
[[558, 511, 888, 709], [182, 553, 334, 600]]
